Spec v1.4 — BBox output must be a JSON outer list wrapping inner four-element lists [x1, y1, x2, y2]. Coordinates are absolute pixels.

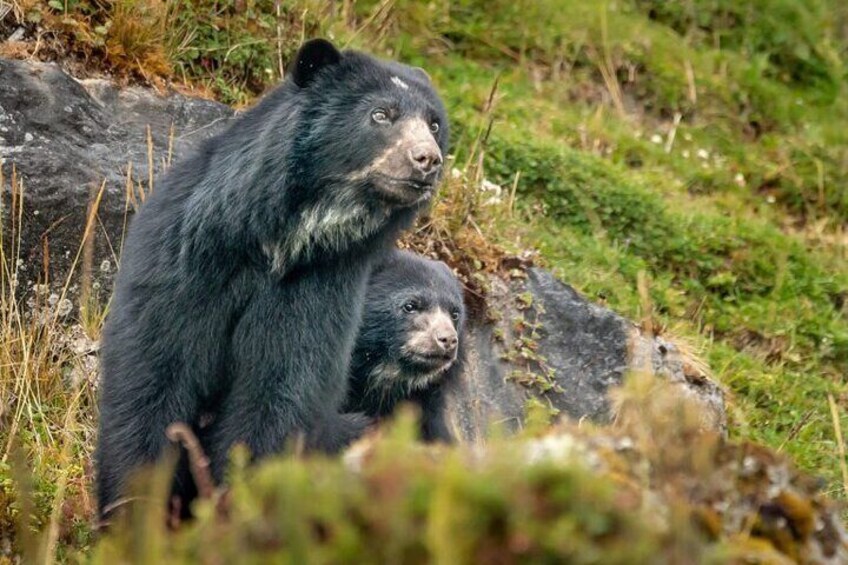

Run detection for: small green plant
[[501, 294, 563, 395], [165, 0, 326, 104]]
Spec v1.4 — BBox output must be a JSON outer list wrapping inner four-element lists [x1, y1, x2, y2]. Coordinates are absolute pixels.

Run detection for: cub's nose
[[409, 143, 443, 176], [435, 329, 458, 354]]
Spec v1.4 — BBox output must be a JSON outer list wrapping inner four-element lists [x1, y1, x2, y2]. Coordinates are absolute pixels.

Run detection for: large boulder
[[0, 58, 233, 292], [445, 269, 726, 439], [0, 58, 725, 433]]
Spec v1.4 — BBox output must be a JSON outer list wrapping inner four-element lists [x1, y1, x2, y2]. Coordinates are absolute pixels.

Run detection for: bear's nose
[[435, 330, 458, 354], [409, 143, 443, 176]]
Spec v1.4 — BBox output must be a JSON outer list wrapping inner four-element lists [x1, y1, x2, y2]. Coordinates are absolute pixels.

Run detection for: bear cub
[[345, 249, 466, 442]]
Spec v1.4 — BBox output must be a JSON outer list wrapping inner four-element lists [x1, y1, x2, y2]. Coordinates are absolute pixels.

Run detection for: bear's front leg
[[206, 270, 363, 478], [306, 411, 374, 453]]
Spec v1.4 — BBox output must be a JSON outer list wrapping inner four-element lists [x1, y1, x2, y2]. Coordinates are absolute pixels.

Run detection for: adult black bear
[[96, 39, 449, 519], [345, 250, 466, 442]]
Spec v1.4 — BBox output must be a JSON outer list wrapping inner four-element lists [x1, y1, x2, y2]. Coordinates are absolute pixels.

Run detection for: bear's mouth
[[406, 351, 456, 372], [372, 174, 436, 206], [377, 174, 433, 187]]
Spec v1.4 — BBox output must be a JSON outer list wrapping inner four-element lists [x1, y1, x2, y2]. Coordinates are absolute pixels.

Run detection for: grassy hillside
[[1, 0, 847, 561], [373, 0, 848, 488], [379, 0, 848, 489]]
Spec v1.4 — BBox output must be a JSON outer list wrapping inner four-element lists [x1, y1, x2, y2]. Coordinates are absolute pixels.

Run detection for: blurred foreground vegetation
[[1, 0, 848, 561]]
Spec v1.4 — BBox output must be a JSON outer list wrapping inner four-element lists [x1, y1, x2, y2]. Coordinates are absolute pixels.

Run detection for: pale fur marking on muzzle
[[404, 307, 456, 356], [346, 118, 440, 181]]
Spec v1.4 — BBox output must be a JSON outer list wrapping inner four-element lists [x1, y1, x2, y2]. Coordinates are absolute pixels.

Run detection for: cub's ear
[[290, 38, 342, 88]]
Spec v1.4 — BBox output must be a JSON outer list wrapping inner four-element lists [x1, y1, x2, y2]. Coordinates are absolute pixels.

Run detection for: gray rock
[[443, 268, 727, 439], [0, 58, 233, 293]]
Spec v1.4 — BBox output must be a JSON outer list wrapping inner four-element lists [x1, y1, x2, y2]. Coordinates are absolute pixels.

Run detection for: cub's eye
[[429, 121, 440, 134], [402, 301, 418, 313], [372, 109, 390, 124], [450, 309, 461, 321]]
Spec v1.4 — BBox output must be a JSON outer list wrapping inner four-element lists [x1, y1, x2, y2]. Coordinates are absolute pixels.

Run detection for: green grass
[[387, 0, 848, 491]]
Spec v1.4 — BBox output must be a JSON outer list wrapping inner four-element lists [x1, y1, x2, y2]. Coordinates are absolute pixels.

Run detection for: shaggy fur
[[96, 39, 449, 519], [345, 250, 466, 442]]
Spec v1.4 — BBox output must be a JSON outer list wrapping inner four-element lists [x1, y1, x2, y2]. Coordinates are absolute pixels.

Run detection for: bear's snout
[[434, 325, 458, 355], [408, 141, 443, 177], [406, 308, 459, 363]]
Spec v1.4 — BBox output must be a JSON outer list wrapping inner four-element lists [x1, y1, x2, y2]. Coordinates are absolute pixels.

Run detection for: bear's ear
[[411, 67, 431, 82], [290, 38, 342, 88]]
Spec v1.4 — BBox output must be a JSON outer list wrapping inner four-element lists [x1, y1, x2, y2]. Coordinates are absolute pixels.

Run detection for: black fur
[[96, 39, 449, 519], [345, 250, 466, 442]]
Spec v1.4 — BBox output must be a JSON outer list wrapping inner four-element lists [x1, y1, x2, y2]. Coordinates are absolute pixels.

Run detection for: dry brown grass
[[103, 0, 172, 80], [0, 166, 102, 558], [2, 0, 184, 86], [401, 74, 536, 319]]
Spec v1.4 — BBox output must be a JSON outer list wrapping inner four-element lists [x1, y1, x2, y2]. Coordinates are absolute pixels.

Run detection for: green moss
[[89, 417, 706, 564]]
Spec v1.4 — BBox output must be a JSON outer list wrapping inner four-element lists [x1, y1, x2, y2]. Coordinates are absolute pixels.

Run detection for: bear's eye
[[402, 301, 418, 313], [372, 109, 390, 124], [429, 121, 440, 134], [450, 309, 461, 321]]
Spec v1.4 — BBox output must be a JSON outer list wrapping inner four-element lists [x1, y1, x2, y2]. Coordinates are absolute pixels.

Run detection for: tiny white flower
[[734, 173, 746, 187], [480, 179, 502, 205], [682, 150, 690, 159], [696, 149, 709, 160], [480, 179, 501, 194], [57, 299, 73, 317], [650, 134, 663, 144], [100, 260, 111, 273], [766, 195, 776, 204]]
